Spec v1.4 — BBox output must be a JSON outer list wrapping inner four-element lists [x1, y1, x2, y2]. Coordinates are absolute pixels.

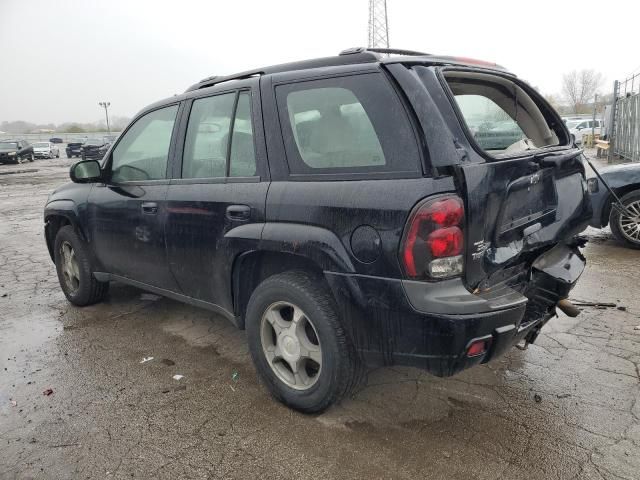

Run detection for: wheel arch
[[44, 202, 85, 261], [227, 222, 359, 329]]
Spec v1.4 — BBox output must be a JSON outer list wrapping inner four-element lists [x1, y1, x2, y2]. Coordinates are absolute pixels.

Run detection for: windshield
[[566, 121, 581, 129], [34, 142, 49, 147], [0, 142, 18, 149]]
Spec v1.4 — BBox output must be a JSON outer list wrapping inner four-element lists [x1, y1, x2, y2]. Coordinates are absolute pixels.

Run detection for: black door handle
[[141, 202, 158, 214], [226, 204, 251, 221]]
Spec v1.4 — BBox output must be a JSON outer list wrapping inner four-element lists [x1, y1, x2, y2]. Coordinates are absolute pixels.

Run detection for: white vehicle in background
[[566, 119, 603, 145], [32, 141, 60, 159]]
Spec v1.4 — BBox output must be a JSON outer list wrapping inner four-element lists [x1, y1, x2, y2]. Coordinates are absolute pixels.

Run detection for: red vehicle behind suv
[[44, 48, 591, 412]]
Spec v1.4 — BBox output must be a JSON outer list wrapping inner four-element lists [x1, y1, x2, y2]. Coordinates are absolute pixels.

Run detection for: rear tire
[[54, 225, 109, 305], [246, 271, 362, 413], [610, 190, 640, 249]]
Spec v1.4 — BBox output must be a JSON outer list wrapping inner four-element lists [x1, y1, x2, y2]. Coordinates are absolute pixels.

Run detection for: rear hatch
[[433, 68, 591, 291], [400, 65, 591, 292]]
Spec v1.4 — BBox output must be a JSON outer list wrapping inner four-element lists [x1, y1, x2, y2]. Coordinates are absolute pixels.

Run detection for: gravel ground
[[0, 155, 639, 479]]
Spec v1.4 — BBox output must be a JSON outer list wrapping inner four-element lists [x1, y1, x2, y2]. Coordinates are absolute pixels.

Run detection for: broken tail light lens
[[466, 339, 489, 357], [400, 195, 465, 280]]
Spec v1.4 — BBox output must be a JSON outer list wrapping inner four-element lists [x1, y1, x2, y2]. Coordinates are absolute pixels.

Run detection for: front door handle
[[226, 204, 251, 221], [141, 202, 158, 215]]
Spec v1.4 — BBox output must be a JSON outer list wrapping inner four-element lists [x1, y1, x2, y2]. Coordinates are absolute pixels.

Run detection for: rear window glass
[[276, 73, 421, 176], [445, 71, 564, 157]]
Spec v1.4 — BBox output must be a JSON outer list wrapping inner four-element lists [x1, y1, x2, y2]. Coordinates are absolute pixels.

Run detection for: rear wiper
[[581, 152, 634, 218]]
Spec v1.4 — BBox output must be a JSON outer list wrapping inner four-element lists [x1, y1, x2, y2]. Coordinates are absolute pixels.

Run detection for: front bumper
[[325, 244, 585, 377]]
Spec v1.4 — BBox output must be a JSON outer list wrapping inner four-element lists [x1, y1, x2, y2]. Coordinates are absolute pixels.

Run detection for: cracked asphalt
[[1, 155, 639, 479]]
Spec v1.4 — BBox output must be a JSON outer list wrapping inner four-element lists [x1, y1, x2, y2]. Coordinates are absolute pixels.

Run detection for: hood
[[34, 147, 51, 151], [599, 162, 640, 176]]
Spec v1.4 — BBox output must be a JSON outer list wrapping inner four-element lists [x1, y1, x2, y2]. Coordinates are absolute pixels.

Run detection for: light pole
[[98, 101, 111, 134]]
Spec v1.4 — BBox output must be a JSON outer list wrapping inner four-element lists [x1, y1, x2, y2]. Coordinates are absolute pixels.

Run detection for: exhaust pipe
[[557, 298, 580, 317]]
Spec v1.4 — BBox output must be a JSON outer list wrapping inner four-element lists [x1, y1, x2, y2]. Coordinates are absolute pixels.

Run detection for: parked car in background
[[567, 119, 603, 145], [588, 162, 640, 248], [65, 137, 87, 158], [81, 137, 113, 161], [44, 48, 591, 412], [33, 141, 60, 159], [0, 140, 34, 164], [49, 137, 64, 144]]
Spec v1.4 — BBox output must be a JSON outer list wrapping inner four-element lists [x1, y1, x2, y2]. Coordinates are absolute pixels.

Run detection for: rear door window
[[182, 93, 235, 179], [275, 73, 421, 176], [444, 71, 564, 157]]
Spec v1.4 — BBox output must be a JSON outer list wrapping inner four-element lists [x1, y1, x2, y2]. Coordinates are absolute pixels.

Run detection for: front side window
[[276, 73, 421, 175], [111, 105, 178, 182]]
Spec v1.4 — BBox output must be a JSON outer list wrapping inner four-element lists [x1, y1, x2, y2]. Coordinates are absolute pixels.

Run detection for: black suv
[[0, 139, 34, 164], [44, 48, 591, 412]]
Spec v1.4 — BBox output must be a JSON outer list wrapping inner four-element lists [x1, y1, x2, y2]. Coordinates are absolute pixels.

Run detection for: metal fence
[[0, 132, 120, 143], [611, 72, 640, 162]]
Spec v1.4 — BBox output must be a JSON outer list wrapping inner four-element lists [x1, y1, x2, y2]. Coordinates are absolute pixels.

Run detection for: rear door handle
[[141, 202, 158, 215], [226, 204, 251, 221]]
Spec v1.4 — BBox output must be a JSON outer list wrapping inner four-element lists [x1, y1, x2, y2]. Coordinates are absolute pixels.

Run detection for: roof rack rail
[[185, 51, 381, 93], [339, 47, 430, 57]]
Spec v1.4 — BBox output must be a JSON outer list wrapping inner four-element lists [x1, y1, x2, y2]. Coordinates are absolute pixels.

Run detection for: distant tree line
[[0, 116, 131, 134]]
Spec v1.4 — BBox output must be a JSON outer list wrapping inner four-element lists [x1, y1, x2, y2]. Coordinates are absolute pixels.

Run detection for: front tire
[[610, 190, 640, 249], [54, 225, 109, 305], [246, 271, 362, 413]]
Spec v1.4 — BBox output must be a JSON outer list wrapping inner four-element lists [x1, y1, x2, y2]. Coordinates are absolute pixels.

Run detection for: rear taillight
[[400, 195, 465, 280]]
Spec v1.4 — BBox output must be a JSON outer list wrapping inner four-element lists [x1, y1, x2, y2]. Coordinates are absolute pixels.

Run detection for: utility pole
[[98, 101, 111, 134], [591, 93, 597, 142], [368, 0, 389, 48]]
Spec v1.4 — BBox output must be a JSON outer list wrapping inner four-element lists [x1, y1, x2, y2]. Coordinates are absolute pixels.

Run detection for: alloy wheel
[[260, 301, 322, 390], [60, 241, 81, 293], [618, 200, 640, 244]]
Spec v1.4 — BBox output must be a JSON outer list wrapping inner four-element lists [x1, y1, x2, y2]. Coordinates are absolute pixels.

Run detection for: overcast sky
[[1, 0, 638, 124]]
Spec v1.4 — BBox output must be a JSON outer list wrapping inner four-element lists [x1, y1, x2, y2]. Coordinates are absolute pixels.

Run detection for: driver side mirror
[[70, 159, 102, 183]]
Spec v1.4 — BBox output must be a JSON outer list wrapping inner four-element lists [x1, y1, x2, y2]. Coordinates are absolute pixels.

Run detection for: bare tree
[[562, 70, 605, 114]]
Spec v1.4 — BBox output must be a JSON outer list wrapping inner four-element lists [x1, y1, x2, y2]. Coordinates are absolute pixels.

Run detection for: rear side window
[[444, 71, 564, 157], [276, 73, 421, 176]]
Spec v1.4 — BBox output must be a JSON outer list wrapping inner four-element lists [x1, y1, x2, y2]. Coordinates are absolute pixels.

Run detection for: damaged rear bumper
[[325, 243, 585, 377]]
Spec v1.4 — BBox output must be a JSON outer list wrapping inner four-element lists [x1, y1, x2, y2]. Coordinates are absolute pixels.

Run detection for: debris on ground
[[140, 357, 154, 364], [570, 300, 616, 308], [43, 388, 53, 396], [534, 394, 542, 403], [1, 293, 7, 298], [172, 374, 184, 381], [10, 400, 17, 407], [617, 306, 627, 311], [160, 359, 175, 366], [556, 393, 571, 399], [231, 371, 240, 382], [634, 325, 640, 331], [140, 293, 161, 301]]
